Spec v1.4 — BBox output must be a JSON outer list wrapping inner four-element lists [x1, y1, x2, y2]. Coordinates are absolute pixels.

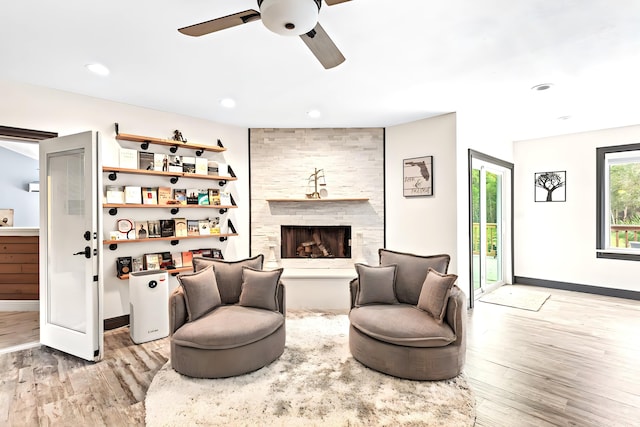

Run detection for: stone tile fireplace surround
[[250, 128, 385, 308]]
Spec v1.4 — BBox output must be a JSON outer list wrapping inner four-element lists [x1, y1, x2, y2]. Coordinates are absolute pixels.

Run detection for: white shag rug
[[145, 313, 475, 426], [480, 285, 550, 311]]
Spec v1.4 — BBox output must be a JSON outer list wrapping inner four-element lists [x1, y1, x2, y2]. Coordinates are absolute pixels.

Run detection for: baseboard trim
[[514, 276, 640, 301], [0, 300, 39, 311], [104, 314, 130, 331]]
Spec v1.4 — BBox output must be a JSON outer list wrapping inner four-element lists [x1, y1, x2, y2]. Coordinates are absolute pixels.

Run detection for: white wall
[[385, 113, 459, 274], [0, 146, 39, 227], [514, 124, 640, 292], [0, 79, 248, 318]]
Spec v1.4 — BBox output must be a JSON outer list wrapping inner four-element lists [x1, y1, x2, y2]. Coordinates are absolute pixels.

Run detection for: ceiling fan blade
[[324, 0, 352, 5], [300, 23, 345, 69], [178, 9, 261, 37]]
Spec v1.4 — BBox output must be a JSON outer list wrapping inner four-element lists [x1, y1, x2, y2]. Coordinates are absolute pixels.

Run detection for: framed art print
[[534, 171, 566, 202], [403, 156, 433, 197]]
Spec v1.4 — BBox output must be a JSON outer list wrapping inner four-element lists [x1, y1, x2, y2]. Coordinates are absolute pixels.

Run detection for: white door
[[39, 131, 103, 361]]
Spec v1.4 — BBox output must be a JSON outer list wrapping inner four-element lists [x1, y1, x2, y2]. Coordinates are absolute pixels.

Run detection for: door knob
[[73, 246, 92, 259]]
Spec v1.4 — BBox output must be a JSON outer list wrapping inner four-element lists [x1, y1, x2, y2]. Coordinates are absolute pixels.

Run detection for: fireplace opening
[[281, 225, 351, 259]]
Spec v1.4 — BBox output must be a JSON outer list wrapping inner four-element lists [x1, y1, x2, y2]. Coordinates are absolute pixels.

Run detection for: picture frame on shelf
[[403, 156, 433, 197], [534, 170, 566, 202]]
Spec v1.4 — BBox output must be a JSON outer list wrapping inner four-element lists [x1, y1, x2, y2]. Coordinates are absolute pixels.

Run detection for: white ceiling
[[2, 0, 640, 140]]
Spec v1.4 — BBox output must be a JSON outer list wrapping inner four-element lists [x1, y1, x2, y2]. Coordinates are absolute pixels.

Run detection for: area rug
[[479, 286, 550, 311], [145, 313, 476, 426]]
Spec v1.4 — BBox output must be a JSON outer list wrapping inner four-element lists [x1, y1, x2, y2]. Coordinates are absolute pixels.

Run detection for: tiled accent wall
[[250, 128, 384, 269]]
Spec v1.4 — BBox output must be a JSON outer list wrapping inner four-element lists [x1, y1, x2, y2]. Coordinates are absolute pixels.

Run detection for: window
[[596, 143, 640, 260]]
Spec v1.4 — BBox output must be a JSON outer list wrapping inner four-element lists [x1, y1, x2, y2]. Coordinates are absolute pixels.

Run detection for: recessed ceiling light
[[557, 115, 571, 121], [85, 63, 110, 76], [220, 98, 236, 108], [307, 109, 321, 118], [531, 83, 553, 91]]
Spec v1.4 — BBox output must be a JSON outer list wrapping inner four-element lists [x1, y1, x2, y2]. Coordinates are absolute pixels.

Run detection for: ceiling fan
[[178, 0, 352, 69]]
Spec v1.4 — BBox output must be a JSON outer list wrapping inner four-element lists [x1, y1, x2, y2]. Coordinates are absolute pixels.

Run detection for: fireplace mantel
[[266, 198, 369, 202]]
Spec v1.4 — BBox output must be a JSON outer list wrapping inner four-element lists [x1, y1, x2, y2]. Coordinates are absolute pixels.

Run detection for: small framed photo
[[534, 171, 566, 202], [403, 156, 433, 197], [0, 209, 14, 227]]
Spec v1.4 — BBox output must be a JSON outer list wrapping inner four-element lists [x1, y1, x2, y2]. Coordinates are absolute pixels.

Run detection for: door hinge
[[94, 349, 100, 357], [93, 275, 98, 282]]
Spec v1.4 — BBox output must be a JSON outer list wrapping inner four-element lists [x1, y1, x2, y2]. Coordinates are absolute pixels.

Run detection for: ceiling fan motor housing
[[258, 0, 321, 36]]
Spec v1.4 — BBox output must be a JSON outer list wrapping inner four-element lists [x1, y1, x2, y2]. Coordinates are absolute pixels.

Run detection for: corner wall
[[514, 124, 640, 292]]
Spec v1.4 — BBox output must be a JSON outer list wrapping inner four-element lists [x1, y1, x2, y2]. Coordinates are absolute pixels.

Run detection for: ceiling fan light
[[259, 0, 320, 36]]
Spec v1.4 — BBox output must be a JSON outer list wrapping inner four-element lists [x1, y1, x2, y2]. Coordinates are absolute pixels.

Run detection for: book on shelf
[[195, 157, 208, 175], [181, 251, 193, 268], [160, 219, 175, 238], [211, 248, 224, 259], [154, 153, 168, 172], [174, 218, 188, 237], [159, 252, 173, 269], [187, 220, 200, 236], [119, 148, 138, 169], [191, 249, 204, 258], [132, 256, 144, 273], [125, 186, 142, 204], [198, 220, 210, 235], [208, 217, 220, 235], [173, 189, 187, 205], [168, 155, 182, 173], [135, 221, 149, 239], [208, 188, 220, 205], [116, 256, 132, 277], [198, 248, 212, 258], [142, 187, 158, 205], [148, 220, 161, 238], [186, 189, 199, 205], [158, 187, 172, 205], [105, 185, 125, 204], [144, 253, 161, 270], [182, 156, 196, 174], [197, 189, 210, 205], [217, 162, 228, 177], [171, 252, 183, 268], [139, 151, 155, 171], [219, 191, 232, 206], [207, 161, 218, 176]]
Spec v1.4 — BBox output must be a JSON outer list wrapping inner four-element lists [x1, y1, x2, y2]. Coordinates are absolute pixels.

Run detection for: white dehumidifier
[[129, 270, 169, 344]]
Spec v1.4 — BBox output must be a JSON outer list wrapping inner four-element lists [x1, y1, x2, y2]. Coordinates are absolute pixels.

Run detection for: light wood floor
[[0, 311, 39, 352], [0, 286, 638, 426]]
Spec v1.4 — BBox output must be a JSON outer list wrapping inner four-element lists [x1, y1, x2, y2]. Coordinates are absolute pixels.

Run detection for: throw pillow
[[379, 248, 451, 305], [238, 267, 283, 311], [177, 265, 221, 321], [354, 263, 398, 306], [417, 268, 458, 323], [192, 254, 264, 304]]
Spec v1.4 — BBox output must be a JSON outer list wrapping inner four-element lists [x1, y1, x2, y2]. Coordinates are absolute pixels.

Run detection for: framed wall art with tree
[[534, 171, 566, 202]]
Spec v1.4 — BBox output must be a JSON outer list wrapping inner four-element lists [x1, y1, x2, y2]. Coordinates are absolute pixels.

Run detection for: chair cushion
[[172, 305, 284, 350], [349, 305, 455, 348], [379, 249, 450, 305], [239, 267, 283, 311], [354, 263, 398, 306], [417, 268, 458, 323], [193, 254, 264, 304], [177, 265, 221, 321]]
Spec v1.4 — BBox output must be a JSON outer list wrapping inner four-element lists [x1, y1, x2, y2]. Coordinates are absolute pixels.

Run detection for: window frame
[[596, 142, 640, 261]]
